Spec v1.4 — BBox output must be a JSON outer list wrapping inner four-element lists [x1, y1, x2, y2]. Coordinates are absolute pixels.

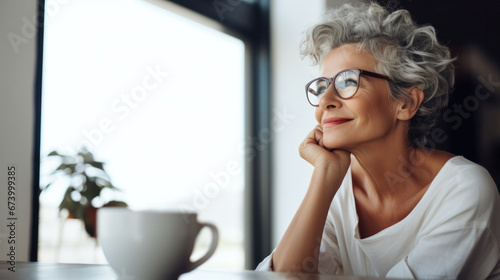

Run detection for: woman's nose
[[318, 84, 342, 110]]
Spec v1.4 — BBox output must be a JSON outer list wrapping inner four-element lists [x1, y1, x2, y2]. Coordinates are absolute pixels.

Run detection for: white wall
[[270, 0, 325, 247], [0, 0, 38, 261]]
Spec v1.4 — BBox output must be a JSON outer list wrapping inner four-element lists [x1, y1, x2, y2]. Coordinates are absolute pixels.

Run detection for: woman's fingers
[[299, 125, 352, 168], [313, 125, 332, 149], [300, 125, 335, 166], [303, 125, 323, 145]]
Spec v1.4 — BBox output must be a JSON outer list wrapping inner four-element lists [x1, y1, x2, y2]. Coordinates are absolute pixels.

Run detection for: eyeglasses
[[305, 69, 390, 107]]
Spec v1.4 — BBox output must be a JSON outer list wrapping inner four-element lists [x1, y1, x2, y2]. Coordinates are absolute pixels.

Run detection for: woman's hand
[[299, 125, 351, 170], [273, 126, 351, 273]]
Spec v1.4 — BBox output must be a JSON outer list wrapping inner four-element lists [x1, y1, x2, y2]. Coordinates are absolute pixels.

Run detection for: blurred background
[[0, 0, 498, 271], [377, 0, 500, 195]]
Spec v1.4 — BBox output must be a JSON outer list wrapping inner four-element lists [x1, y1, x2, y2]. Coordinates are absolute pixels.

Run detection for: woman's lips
[[323, 117, 353, 128]]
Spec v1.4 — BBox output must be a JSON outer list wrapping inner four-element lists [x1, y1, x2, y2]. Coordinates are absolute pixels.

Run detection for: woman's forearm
[[272, 163, 344, 273]]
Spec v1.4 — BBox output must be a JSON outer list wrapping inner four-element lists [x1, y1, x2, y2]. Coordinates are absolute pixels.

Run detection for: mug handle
[[187, 222, 219, 272]]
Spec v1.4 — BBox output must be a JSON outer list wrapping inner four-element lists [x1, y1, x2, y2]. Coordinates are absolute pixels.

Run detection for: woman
[[257, 3, 500, 279]]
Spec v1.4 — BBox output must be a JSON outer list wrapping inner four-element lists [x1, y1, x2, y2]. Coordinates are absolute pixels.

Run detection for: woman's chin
[[323, 140, 347, 151]]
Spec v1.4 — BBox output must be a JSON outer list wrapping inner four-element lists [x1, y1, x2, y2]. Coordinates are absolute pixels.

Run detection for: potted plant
[[41, 148, 127, 237]]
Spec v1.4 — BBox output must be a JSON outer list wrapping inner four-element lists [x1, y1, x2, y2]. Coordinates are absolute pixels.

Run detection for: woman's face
[[316, 44, 401, 150]]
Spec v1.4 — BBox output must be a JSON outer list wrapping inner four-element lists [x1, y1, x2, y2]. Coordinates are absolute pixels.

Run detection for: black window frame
[[33, 0, 272, 269]]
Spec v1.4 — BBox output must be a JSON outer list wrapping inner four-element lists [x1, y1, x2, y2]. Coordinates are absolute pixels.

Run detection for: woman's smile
[[314, 44, 400, 150], [260, 3, 499, 279], [323, 117, 353, 128]]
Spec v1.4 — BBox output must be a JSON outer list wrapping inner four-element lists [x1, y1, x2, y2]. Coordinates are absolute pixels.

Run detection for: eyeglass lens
[[307, 70, 360, 106]]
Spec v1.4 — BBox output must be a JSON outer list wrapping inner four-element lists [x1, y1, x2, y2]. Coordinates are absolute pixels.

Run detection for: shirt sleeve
[[255, 250, 274, 271], [255, 173, 349, 273], [255, 229, 343, 273], [255, 207, 344, 273], [254, 216, 342, 273], [317, 207, 342, 274]]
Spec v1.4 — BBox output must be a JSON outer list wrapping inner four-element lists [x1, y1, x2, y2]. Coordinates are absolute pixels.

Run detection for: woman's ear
[[397, 87, 424, 121]]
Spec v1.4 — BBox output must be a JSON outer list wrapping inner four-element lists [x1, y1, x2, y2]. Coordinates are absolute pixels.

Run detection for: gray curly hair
[[300, 2, 455, 147]]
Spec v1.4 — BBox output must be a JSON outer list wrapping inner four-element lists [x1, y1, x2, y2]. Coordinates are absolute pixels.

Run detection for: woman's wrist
[[310, 162, 346, 198]]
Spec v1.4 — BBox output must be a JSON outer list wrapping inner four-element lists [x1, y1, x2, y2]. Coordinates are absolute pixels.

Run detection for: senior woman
[[256, 3, 500, 279]]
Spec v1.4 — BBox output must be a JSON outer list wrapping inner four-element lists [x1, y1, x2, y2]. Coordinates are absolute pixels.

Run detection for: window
[[39, 0, 247, 269]]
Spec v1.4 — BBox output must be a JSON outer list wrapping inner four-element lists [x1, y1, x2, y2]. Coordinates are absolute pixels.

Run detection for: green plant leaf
[[78, 149, 94, 163], [43, 148, 128, 226], [47, 151, 61, 156], [88, 161, 104, 170], [95, 177, 111, 187], [40, 182, 52, 190], [103, 200, 128, 207], [94, 177, 120, 190], [52, 163, 78, 175], [59, 187, 80, 215], [81, 179, 101, 202]]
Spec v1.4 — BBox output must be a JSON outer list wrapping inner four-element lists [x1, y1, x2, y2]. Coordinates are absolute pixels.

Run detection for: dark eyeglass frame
[[305, 69, 391, 107]]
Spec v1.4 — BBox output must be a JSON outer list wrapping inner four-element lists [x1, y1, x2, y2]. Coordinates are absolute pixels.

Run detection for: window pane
[[39, 0, 246, 269]]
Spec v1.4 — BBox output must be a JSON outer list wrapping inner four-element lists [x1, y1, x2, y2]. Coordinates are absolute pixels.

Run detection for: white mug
[[97, 208, 218, 279]]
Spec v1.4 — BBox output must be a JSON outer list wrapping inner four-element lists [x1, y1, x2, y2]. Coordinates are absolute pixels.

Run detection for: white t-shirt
[[257, 156, 500, 279]]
